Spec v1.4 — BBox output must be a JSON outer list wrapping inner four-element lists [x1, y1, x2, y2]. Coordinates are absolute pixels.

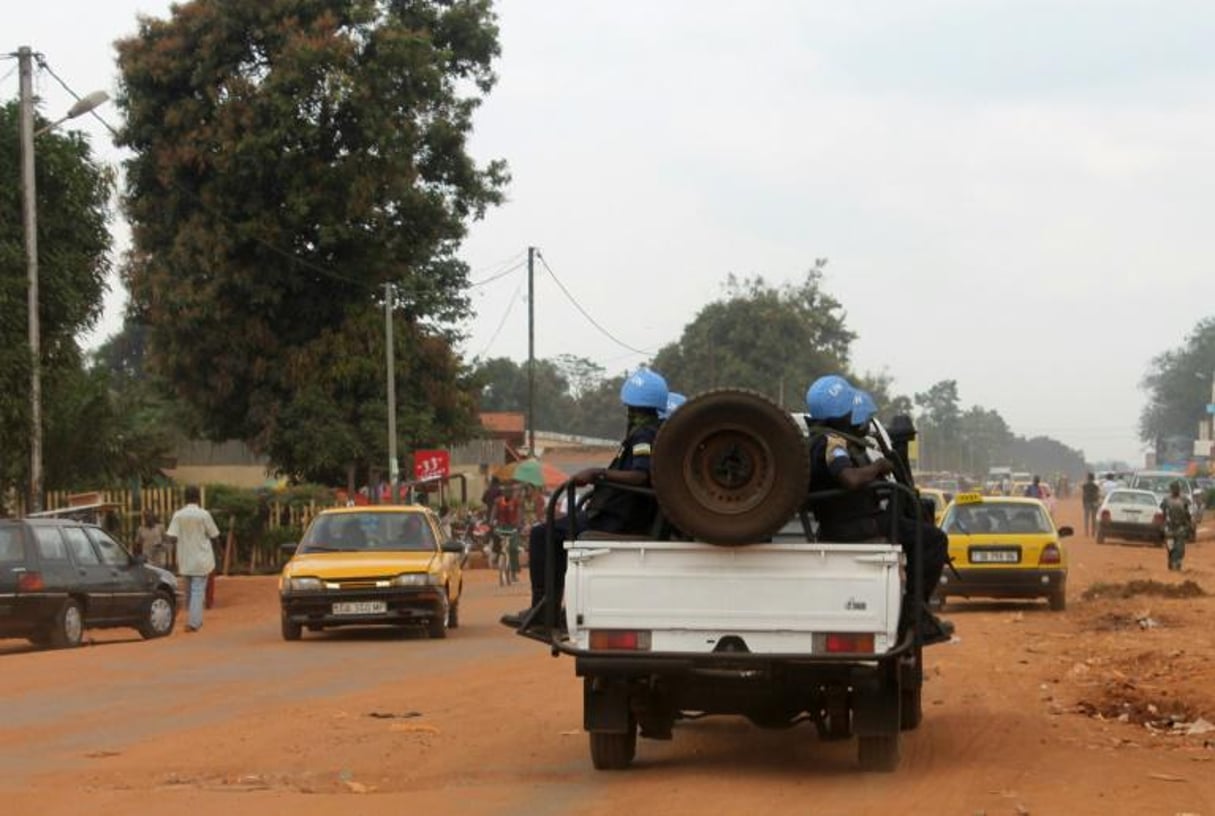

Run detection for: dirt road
[[4, 497, 1215, 815]]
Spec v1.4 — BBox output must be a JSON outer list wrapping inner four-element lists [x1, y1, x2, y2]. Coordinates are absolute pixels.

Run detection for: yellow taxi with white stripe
[[935, 492, 1073, 611], [278, 506, 467, 640]]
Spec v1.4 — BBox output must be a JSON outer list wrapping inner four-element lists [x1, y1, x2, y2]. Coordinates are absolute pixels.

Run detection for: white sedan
[[1097, 489, 1165, 545]]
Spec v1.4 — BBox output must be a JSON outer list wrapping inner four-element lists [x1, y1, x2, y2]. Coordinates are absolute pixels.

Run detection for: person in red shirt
[[494, 487, 522, 584]]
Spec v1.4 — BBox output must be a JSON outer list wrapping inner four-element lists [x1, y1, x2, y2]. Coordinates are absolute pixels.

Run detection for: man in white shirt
[[1100, 473, 1121, 500], [166, 486, 220, 632]]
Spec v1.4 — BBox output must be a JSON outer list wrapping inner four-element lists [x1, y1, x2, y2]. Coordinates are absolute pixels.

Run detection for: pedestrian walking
[[1081, 472, 1100, 537], [1161, 482, 1194, 572], [166, 486, 220, 632], [136, 510, 169, 567]]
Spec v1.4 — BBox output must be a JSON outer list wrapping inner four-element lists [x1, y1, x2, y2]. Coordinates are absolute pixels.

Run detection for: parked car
[[0, 518, 178, 648], [1129, 471, 1204, 538], [279, 506, 468, 641], [1097, 489, 1165, 545], [935, 493, 1072, 611]]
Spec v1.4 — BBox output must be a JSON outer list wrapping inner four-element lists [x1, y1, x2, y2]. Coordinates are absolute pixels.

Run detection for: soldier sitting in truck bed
[[804, 375, 953, 646]]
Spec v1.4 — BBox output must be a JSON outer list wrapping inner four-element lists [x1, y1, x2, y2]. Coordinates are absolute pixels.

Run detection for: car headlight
[[288, 576, 324, 591], [391, 572, 439, 587]]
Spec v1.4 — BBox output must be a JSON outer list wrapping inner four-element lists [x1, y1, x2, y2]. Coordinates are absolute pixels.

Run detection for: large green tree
[[0, 101, 114, 501], [115, 0, 507, 476], [651, 263, 856, 407], [1140, 316, 1215, 449]]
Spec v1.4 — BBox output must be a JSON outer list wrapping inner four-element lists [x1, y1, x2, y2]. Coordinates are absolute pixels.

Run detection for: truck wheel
[[1048, 590, 1066, 612], [858, 733, 900, 772], [589, 724, 637, 771], [899, 648, 924, 731], [652, 389, 810, 545]]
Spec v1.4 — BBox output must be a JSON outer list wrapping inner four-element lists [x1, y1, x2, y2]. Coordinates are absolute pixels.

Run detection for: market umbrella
[[497, 458, 568, 490]]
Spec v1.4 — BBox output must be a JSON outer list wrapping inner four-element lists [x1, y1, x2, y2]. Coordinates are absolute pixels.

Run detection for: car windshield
[[1132, 475, 1188, 495], [1109, 491, 1159, 507], [300, 512, 436, 554], [944, 503, 1053, 535]]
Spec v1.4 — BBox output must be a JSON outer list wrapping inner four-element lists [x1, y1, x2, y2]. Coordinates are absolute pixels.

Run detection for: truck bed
[[565, 539, 902, 655]]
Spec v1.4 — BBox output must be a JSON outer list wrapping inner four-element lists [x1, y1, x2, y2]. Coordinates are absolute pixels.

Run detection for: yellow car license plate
[[332, 601, 388, 615], [970, 549, 1019, 564]]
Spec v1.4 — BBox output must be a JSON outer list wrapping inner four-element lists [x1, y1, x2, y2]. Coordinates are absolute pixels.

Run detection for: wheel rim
[[149, 597, 173, 634], [682, 426, 775, 516], [63, 605, 83, 643]]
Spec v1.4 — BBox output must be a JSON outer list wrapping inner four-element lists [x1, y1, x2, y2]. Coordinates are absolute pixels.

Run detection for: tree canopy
[[651, 263, 856, 407], [115, 0, 507, 478], [0, 101, 114, 501], [1140, 316, 1215, 450]]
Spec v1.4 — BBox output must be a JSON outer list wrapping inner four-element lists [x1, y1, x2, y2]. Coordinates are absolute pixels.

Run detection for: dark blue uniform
[[528, 419, 660, 608], [806, 427, 947, 615]]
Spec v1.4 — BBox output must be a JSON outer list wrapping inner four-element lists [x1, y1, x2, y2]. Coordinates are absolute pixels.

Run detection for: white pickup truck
[[519, 390, 928, 773]]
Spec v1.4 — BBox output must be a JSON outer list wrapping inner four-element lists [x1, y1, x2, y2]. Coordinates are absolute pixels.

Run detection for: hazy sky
[[10, 1, 1215, 464]]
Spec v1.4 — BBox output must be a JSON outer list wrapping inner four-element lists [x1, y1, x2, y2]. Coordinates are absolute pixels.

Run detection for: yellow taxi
[[918, 488, 952, 526], [279, 506, 467, 640], [934, 493, 1072, 611]]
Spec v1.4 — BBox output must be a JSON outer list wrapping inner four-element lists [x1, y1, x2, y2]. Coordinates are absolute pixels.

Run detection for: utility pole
[[527, 246, 536, 457], [385, 283, 398, 503], [18, 47, 42, 513]]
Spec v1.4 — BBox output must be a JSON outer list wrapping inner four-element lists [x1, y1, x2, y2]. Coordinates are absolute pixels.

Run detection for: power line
[[470, 259, 525, 288], [535, 250, 655, 356], [0, 62, 17, 85], [469, 250, 526, 279], [475, 277, 526, 359]]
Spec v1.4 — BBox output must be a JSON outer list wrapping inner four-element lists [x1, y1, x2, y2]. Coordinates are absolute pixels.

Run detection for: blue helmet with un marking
[[659, 391, 686, 420], [851, 390, 877, 425], [805, 375, 856, 420], [620, 367, 669, 410]]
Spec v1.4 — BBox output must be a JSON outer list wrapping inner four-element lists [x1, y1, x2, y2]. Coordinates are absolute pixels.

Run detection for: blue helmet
[[659, 392, 686, 420], [620, 367, 669, 410], [851, 390, 877, 425], [805, 375, 856, 420]]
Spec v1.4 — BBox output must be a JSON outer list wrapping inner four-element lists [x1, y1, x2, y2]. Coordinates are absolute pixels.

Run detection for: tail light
[[588, 630, 652, 651], [1039, 544, 1062, 565], [1100, 510, 1111, 522], [816, 633, 875, 653], [1152, 512, 1164, 526], [16, 572, 45, 592]]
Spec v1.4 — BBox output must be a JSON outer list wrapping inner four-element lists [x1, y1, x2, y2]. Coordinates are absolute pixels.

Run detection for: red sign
[[413, 449, 450, 482]]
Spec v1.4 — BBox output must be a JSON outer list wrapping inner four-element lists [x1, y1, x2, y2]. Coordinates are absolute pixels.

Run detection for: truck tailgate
[[565, 540, 902, 655]]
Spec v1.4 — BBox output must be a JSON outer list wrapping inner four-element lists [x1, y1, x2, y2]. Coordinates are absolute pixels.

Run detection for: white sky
[[10, 0, 1215, 464]]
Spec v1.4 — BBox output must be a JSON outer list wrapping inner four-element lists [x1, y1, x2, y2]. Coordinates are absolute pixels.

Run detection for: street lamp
[[16, 45, 109, 512]]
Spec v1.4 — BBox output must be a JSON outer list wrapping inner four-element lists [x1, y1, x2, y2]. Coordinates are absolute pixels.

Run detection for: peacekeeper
[[804, 374, 953, 646], [501, 367, 667, 632]]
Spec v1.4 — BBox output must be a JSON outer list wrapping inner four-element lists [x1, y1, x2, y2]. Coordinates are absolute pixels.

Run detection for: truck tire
[[899, 646, 923, 731], [1048, 590, 1066, 612], [589, 724, 637, 770], [652, 389, 810, 545], [858, 733, 900, 772]]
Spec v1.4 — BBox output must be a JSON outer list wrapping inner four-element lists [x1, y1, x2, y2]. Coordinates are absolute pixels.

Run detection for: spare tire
[[652, 389, 810, 545]]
